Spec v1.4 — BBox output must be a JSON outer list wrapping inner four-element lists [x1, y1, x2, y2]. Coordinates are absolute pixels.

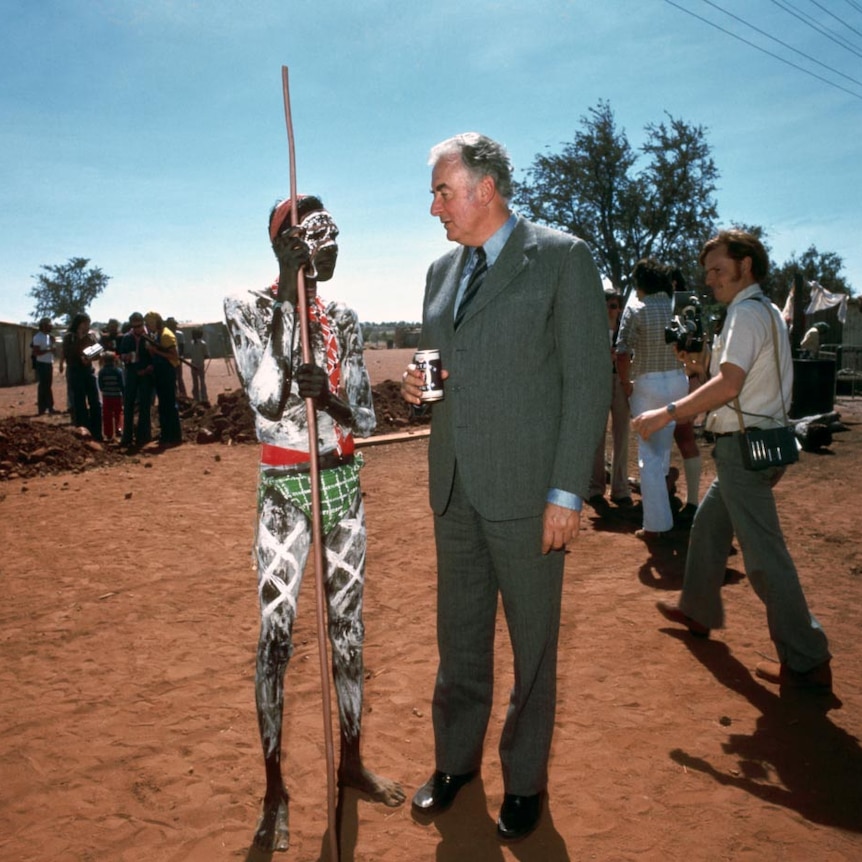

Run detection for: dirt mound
[[369, 378, 431, 434], [0, 418, 127, 480], [0, 380, 428, 480], [181, 390, 257, 445], [183, 379, 428, 445]]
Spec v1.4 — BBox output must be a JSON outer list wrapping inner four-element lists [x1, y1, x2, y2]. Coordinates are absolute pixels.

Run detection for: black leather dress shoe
[[496, 792, 543, 841], [411, 770, 478, 816]]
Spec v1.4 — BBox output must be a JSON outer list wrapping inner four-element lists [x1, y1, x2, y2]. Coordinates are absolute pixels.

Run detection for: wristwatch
[[666, 402, 677, 417]]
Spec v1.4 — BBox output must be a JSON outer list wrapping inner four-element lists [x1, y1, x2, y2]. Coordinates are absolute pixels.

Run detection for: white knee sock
[[683, 455, 702, 506]]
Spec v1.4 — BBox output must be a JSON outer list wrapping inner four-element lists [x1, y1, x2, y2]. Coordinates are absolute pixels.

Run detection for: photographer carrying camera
[[616, 258, 689, 539], [632, 229, 832, 693]]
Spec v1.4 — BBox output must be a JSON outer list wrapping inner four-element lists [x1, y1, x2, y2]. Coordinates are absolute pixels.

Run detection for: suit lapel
[[428, 246, 470, 334]]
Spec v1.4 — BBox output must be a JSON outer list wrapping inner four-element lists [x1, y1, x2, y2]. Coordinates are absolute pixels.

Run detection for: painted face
[[429, 157, 486, 246], [299, 210, 339, 281], [703, 246, 751, 304]]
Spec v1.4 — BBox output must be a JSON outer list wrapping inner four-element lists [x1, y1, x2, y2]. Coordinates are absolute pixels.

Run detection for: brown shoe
[[656, 601, 710, 637], [755, 659, 832, 692], [635, 528, 672, 542]]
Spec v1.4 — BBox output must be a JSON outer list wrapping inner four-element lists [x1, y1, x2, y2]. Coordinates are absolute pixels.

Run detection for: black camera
[[664, 296, 705, 353]]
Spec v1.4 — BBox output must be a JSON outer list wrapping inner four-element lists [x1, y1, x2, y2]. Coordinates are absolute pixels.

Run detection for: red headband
[[269, 195, 324, 242]]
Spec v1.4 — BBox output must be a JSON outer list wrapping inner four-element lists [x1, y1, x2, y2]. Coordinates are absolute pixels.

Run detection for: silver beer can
[[413, 348, 444, 402]]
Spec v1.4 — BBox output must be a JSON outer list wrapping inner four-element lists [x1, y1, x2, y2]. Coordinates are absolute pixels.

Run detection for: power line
[[662, 0, 862, 101], [809, 0, 862, 38], [699, 0, 862, 88], [770, 0, 862, 59]]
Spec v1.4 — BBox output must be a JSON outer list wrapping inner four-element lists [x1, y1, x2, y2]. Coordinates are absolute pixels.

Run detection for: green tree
[[766, 245, 852, 309], [513, 100, 719, 300], [29, 257, 111, 323]]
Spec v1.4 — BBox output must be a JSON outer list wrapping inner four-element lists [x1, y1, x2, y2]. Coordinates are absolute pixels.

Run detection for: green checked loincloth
[[258, 454, 364, 535]]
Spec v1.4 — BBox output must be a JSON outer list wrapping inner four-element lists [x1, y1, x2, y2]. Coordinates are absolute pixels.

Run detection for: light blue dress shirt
[[454, 213, 518, 319]]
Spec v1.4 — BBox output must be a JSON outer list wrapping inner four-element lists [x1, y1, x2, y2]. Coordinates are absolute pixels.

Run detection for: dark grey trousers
[[432, 468, 564, 796]]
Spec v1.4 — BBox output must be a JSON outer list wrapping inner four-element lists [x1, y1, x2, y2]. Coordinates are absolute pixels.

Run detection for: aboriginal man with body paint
[[224, 195, 405, 851]]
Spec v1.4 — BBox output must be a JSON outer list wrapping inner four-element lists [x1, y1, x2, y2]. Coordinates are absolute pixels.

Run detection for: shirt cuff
[[546, 488, 583, 512]]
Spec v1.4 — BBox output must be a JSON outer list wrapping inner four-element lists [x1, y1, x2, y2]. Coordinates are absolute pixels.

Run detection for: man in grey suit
[[401, 132, 610, 841]]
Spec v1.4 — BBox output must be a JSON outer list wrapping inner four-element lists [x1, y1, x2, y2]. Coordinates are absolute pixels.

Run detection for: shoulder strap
[[731, 296, 789, 429]]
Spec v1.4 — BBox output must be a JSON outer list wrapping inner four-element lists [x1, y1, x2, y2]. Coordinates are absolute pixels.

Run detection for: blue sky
[[2, 0, 860, 327]]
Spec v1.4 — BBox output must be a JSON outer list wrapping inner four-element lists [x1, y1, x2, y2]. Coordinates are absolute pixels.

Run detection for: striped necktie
[[454, 247, 487, 329]]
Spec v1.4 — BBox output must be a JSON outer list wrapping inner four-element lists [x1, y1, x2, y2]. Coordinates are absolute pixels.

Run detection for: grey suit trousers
[[679, 435, 830, 672], [432, 466, 564, 797]]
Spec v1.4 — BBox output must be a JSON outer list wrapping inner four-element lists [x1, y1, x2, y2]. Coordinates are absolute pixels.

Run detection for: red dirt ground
[[1, 349, 861, 861]]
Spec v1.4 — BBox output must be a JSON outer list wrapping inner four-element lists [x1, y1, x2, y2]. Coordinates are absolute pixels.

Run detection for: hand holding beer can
[[413, 348, 444, 402]]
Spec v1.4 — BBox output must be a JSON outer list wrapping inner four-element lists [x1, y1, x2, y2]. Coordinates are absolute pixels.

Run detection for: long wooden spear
[[281, 64, 339, 862]]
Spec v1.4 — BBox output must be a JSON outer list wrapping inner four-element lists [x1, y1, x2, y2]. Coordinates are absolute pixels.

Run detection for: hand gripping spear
[[281, 65, 340, 862]]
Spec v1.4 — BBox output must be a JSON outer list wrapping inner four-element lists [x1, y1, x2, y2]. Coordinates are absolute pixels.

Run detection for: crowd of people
[[24, 132, 834, 852], [30, 311, 212, 448]]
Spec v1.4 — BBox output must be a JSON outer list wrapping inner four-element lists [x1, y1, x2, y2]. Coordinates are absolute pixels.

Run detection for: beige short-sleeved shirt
[[706, 284, 793, 434]]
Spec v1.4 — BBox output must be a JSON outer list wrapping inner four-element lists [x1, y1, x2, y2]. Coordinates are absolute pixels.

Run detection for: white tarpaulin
[[805, 280, 848, 324]]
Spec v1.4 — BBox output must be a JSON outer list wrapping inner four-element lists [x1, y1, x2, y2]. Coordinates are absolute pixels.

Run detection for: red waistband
[[260, 436, 354, 467]]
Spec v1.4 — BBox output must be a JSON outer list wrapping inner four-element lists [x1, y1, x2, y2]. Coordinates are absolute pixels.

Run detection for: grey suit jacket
[[419, 216, 612, 520]]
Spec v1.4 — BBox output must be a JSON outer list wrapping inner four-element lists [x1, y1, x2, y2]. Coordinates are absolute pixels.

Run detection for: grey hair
[[428, 132, 514, 202]]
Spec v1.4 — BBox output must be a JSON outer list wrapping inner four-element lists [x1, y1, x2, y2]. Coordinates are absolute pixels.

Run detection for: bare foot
[[339, 764, 406, 807], [253, 790, 290, 851]]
